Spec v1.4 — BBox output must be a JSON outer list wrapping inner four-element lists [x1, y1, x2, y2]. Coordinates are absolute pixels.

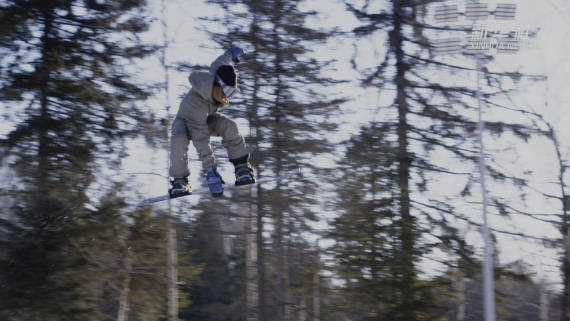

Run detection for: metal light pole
[[432, 3, 518, 321], [475, 54, 496, 321]]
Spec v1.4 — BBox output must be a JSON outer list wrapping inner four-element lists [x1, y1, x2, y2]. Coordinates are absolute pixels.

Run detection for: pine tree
[[336, 0, 540, 320], [197, 1, 347, 320], [328, 123, 397, 320], [492, 96, 569, 320], [443, 260, 562, 321], [327, 122, 452, 320], [86, 186, 172, 321], [179, 206, 245, 321], [0, 1, 157, 318]]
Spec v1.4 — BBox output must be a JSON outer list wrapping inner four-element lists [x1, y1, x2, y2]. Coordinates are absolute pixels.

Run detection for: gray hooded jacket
[[172, 51, 244, 169]]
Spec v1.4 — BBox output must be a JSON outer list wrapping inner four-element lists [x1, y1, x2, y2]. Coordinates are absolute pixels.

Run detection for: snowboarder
[[169, 46, 255, 197]]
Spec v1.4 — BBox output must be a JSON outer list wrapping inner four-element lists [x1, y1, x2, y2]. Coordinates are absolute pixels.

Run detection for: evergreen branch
[[407, 127, 479, 159], [501, 203, 563, 221], [405, 53, 546, 80], [401, 18, 473, 33], [411, 161, 474, 177], [412, 199, 557, 243]]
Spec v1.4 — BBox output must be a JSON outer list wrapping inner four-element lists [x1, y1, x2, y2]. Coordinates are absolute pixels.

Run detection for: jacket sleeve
[[209, 49, 234, 74], [187, 101, 216, 168]]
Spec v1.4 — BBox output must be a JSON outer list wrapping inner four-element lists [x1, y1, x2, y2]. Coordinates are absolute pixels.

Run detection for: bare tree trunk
[[554, 139, 569, 321], [161, 1, 178, 319], [257, 191, 266, 321], [166, 212, 178, 321], [245, 186, 259, 321], [456, 273, 466, 321], [312, 259, 320, 321], [272, 5, 286, 318], [275, 210, 285, 321], [38, 3, 54, 191], [247, 13, 266, 320], [565, 229, 570, 321], [539, 124, 568, 321], [283, 242, 291, 321], [391, 1, 415, 320], [117, 252, 132, 321], [541, 281, 549, 321], [299, 297, 307, 321]]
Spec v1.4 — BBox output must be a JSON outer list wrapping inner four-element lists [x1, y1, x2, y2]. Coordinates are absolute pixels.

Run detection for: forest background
[[1, 0, 569, 320]]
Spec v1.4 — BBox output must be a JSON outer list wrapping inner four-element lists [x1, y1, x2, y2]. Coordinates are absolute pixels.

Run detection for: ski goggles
[[215, 75, 239, 99]]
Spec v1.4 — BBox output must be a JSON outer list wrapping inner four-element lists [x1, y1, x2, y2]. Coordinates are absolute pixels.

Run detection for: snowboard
[[137, 168, 301, 206]]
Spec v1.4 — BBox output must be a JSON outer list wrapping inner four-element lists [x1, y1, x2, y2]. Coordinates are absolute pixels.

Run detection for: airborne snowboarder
[[169, 46, 255, 197]]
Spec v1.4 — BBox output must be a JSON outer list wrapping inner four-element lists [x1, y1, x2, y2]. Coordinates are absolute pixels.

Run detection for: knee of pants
[[171, 132, 188, 144], [171, 133, 190, 153]]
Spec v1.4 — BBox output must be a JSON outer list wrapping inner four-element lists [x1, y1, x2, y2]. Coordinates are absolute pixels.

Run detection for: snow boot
[[169, 176, 191, 197], [230, 155, 255, 186]]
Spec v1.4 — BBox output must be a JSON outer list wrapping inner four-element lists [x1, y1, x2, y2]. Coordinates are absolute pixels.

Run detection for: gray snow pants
[[169, 113, 248, 179]]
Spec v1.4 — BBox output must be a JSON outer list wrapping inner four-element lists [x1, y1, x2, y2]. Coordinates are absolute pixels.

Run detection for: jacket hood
[[189, 71, 215, 103]]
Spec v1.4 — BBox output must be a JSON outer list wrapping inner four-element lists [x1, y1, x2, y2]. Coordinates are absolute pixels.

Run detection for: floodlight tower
[[432, 3, 518, 321]]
